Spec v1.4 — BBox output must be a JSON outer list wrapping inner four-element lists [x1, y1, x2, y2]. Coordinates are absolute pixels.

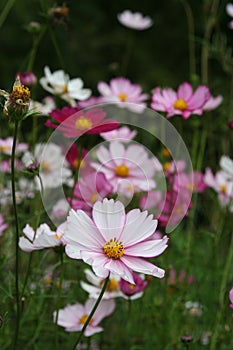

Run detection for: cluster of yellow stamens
[[103, 238, 124, 259], [115, 164, 129, 177], [100, 278, 119, 292], [118, 93, 127, 102], [173, 98, 187, 111], [79, 314, 93, 325], [75, 117, 92, 131]]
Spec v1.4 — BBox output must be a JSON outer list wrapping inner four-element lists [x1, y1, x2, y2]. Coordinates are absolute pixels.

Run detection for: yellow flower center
[[0, 145, 10, 152], [62, 84, 68, 93], [10, 85, 30, 104], [163, 162, 171, 172], [115, 164, 129, 177], [41, 161, 50, 172], [220, 184, 227, 194], [173, 98, 187, 111], [100, 278, 119, 292], [162, 148, 170, 157], [79, 314, 93, 325], [73, 159, 85, 169], [129, 284, 135, 290], [103, 238, 124, 259], [118, 93, 127, 102], [75, 117, 92, 131], [89, 192, 98, 203]]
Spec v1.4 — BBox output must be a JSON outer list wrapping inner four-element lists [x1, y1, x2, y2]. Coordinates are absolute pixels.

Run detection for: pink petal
[[104, 259, 134, 284], [188, 86, 210, 110], [177, 82, 193, 100], [121, 256, 165, 278], [97, 82, 112, 96], [124, 236, 168, 257], [109, 141, 125, 166]]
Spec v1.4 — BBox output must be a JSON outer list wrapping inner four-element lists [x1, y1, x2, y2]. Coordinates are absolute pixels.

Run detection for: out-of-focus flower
[[64, 198, 168, 284], [91, 141, 161, 196], [173, 170, 206, 193], [226, 3, 233, 29], [70, 172, 113, 213], [51, 199, 70, 221], [40, 66, 91, 106], [100, 126, 137, 142], [16, 72, 37, 86], [65, 144, 91, 174], [97, 77, 148, 113], [167, 267, 195, 292], [0, 137, 28, 155], [30, 96, 56, 115], [22, 143, 72, 189], [80, 269, 122, 299], [139, 191, 165, 212], [229, 287, 233, 309], [0, 214, 7, 236], [119, 272, 147, 299], [0, 178, 35, 206], [19, 222, 65, 252], [46, 107, 119, 137], [0, 76, 30, 118], [54, 298, 115, 336], [48, 4, 69, 28], [77, 96, 105, 109], [220, 155, 233, 180], [203, 94, 223, 111], [117, 10, 153, 30], [151, 82, 210, 119], [185, 301, 203, 316], [228, 120, 233, 130]]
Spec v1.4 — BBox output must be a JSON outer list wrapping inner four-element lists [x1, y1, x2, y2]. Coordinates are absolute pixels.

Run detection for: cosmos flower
[[64, 198, 168, 284], [0, 137, 28, 155], [117, 10, 153, 30], [100, 126, 137, 142], [19, 222, 65, 252], [229, 288, 233, 309], [226, 3, 233, 29], [203, 94, 223, 111], [40, 66, 91, 106], [97, 77, 148, 113], [0, 214, 8, 236], [54, 298, 115, 336], [119, 272, 148, 299], [151, 82, 210, 119], [46, 107, 119, 138], [91, 141, 161, 195]]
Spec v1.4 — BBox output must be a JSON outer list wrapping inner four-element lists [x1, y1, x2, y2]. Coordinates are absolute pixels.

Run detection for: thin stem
[[72, 275, 110, 350], [0, 0, 16, 28], [54, 250, 64, 350], [11, 120, 20, 350], [210, 233, 233, 350]]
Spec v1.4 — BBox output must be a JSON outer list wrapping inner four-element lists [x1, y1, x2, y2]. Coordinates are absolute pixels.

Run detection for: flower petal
[[121, 256, 165, 278], [124, 236, 168, 257]]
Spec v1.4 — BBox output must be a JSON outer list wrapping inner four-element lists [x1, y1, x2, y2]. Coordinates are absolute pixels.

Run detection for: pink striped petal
[[124, 236, 168, 257], [104, 259, 134, 284], [121, 256, 165, 278], [188, 86, 210, 109], [177, 82, 193, 100]]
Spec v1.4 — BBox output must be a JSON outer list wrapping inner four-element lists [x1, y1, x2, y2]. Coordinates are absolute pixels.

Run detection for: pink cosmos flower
[[97, 77, 148, 113], [0, 214, 7, 236], [54, 298, 115, 336], [100, 126, 137, 143], [77, 96, 105, 109], [64, 198, 168, 284], [226, 3, 233, 29], [0, 137, 28, 155], [173, 170, 206, 193], [117, 10, 153, 30], [229, 288, 233, 309], [203, 94, 223, 111], [16, 71, 37, 86], [19, 223, 65, 252], [151, 82, 210, 119], [46, 107, 119, 138], [70, 172, 113, 213], [167, 267, 195, 288], [91, 141, 161, 195], [119, 272, 148, 298]]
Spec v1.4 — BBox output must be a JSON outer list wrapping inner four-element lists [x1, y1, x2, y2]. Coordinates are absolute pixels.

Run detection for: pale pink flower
[[117, 10, 153, 30], [40, 66, 91, 106], [91, 141, 161, 195], [100, 126, 137, 142], [30, 96, 56, 115], [203, 95, 223, 111], [0, 214, 7, 236], [64, 198, 168, 284], [54, 298, 115, 336], [226, 3, 233, 29], [97, 77, 148, 113], [173, 171, 206, 193], [80, 269, 122, 299], [70, 172, 113, 213], [151, 82, 210, 119], [19, 223, 65, 252], [77, 96, 105, 109], [0, 137, 28, 155], [229, 288, 233, 309]]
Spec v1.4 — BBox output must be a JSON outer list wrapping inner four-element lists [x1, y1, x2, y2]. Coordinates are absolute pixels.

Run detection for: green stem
[[0, 0, 16, 28], [72, 275, 110, 350], [11, 120, 20, 350], [54, 250, 64, 350], [179, 0, 196, 79], [210, 233, 233, 350]]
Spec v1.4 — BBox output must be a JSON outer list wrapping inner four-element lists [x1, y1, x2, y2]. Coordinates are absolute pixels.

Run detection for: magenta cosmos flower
[[64, 198, 168, 284], [46, 107, 119, 137], [54, 298, 115, 336], [117, 10, 153, 30], [151, 82, 210, 119], [97, 77, 148, 113], [229, 288, 233, 309]]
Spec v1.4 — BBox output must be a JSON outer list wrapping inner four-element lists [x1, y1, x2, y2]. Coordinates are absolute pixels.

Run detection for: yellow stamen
[[73, 159, 85, 169], [89, 192, 98, 203], [0, 145, 10, 152], [75, 117, 92, 131], [115, 164, 129, 177], [220, 184, 227, 194], [173, 98, 187, 111], [100, 278, 119, 292], [41, 161, 50, 172], [79, 314, 93, 325], [129, 284, 135, 290], [162, 148, 170, 157], [103, 238, 124, 259], [163, 162, 171, 172], [10, 85, 30, 104], [118, 93, 127, 102], [62, 84, 68, 93]]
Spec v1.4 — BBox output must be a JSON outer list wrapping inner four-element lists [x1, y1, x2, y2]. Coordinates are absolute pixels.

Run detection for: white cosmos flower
[[22, 143, 72, 189], [220, 155, 233, 180], [117, 10, 153, 30], [40, 66, 91, 106]]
